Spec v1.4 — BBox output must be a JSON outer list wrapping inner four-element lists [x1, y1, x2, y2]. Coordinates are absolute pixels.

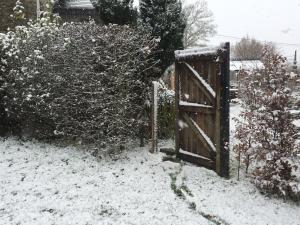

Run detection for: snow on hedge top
[[175, 45, 224, 60], [230, 60, 264, 71], [65, 0, 94, 9]]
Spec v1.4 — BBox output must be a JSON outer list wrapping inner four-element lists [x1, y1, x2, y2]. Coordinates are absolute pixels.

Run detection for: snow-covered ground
[[0, 104, 299, 225]]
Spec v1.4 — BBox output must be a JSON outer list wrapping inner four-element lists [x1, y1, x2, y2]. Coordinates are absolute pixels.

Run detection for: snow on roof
[[230, 60, 264, 71], [65, 0, 94, 9]]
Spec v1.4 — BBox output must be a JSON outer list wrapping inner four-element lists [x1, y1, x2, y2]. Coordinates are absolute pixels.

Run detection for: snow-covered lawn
[[0, 104, 299, 225]]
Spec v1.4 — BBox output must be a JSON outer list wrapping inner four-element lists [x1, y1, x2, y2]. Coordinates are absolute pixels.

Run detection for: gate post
[[217, 42, 230, 178], [174, 62, 180, 156], [150, 81, 159, 153]]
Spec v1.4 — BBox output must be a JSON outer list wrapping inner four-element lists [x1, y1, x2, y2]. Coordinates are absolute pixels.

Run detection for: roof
[[65, 0, 94, 9], [230, 60, 264, 71]]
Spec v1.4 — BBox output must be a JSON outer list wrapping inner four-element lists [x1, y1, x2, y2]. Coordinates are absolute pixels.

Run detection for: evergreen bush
[[0, 12, 159, 146]]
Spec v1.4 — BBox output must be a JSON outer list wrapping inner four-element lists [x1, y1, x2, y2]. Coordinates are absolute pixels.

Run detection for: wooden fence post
[[151, 81, 159, 153], [174, 62, 180, 156], [219, 42, 230, 178]]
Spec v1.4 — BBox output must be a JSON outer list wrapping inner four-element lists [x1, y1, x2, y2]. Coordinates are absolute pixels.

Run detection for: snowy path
[[0, 139, 213, 225], [0, 103, 299, 225], [181, 165, 300, 225], [0, 138, 299, 225]]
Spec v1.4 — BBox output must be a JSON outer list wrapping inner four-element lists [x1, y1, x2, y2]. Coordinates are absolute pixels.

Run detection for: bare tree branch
[[182, 0, 216, 48]]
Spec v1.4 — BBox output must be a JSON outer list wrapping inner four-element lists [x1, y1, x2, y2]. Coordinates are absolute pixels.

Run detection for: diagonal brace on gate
[[182, 112, 217, 159], [184, 63, 216, 104]]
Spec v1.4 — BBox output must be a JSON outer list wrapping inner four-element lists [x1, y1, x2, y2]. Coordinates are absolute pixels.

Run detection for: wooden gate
[[174, 43, 230, 178]]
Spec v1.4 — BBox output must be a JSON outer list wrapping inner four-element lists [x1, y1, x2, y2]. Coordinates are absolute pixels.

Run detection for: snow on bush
[[0, 10, 159, 146], [157, 81, 175, 139], [234, 46, 300, 200]]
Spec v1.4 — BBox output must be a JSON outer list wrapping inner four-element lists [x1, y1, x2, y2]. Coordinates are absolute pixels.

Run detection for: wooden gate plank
[[179, 101, 214, 114], [182, 112, 216, 158], [184, 63, 216, 103], [178, 149, 215, 169]]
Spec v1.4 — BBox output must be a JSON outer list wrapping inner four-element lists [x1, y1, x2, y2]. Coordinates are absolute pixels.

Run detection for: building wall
[[0, 0, 101, 32], [54, 7, 100, 23], [0, 0, 49, 32], [53, 0, 101, 23]]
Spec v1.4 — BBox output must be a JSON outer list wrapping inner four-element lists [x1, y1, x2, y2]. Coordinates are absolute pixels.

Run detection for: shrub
[[0, 13, 159, 146], [234, 46, 300, 200], [140, 0, 186, 71], [157, 85, 175, 139]]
